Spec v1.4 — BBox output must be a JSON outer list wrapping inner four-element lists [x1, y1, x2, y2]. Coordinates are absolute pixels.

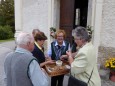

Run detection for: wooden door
[[60, 0, 75, 43]]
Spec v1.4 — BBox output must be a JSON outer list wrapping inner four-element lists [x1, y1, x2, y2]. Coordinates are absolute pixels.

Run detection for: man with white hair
[[4, 32, 49, 86]]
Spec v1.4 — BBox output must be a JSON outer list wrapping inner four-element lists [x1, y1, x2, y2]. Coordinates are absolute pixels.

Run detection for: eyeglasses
[[57, 36, 64, 37]]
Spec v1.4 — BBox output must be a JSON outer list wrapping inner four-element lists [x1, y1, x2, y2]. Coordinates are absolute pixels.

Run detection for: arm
[[71, 53, 88, 74], [40, 61, 48, 68], [40, 60, 55, 68], [66, 51, 74, 64], [66, 50, 87, 74], [47, 45, 52, 57], [28, 60, 49, 86], [71, 52, 77, 58], [60, 51, 76, 62]]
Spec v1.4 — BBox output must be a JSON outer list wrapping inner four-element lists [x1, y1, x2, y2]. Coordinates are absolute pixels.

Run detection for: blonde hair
[[55, 30, 66, 39]]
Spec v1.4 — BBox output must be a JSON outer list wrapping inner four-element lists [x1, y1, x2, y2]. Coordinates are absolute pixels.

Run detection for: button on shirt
[[15, 47, 49, 86]]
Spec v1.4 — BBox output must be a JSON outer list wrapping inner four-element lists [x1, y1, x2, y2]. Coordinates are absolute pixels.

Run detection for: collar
[[55, 41, 66, 46], [15, 47, 32, 56], [35, 41, 43, 52], [80, 42, 87, 48]]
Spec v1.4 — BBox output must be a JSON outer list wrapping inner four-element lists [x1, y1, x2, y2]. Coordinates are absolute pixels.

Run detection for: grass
[[0, 38, 14, 43]]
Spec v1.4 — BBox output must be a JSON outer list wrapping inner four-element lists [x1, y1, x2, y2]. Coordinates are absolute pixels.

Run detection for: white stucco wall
[[101, 0, 115, 48], [22, 0, 48, 34]]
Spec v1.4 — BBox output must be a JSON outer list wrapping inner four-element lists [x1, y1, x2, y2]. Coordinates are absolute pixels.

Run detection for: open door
[[60, 0, 75, 43], [60, 0, 88, 43]]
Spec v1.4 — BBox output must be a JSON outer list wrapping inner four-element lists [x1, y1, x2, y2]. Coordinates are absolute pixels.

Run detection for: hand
[[45, 57, 51, 61], [66, 50, 72, 57], [71, 52, 77, 58], [46, 60, 55, 64], [60, 55, 68, 61], [66, 51, 74, 64]]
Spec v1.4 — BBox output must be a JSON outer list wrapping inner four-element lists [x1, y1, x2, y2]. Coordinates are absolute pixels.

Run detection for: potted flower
[[105, 57, 115, 82]]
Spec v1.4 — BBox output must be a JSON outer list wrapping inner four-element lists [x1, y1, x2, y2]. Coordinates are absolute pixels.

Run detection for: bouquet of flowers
[[86, 25, 93, 41], [50, 27, 56, 38], [105, 57, 115, 71]]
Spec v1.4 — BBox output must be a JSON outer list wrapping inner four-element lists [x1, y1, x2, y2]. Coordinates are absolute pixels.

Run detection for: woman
[[32, 31, 53, 67], [62, 26, 101, 86], [47, 30, 70, 86]]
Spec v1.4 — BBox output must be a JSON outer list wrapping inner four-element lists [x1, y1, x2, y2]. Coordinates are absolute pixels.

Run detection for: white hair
[[16, 32, 34, 45]]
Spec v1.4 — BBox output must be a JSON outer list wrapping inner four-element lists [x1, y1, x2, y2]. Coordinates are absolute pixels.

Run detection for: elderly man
[[4, 32, 49, 86]]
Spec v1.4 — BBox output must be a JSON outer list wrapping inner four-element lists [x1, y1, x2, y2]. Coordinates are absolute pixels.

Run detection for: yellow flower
[[105, 57, 115, 70], [105, 63, 109, 67]]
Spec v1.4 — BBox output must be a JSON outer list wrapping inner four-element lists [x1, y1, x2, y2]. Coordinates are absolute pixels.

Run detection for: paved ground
[[0, 41, 115, 86], [0, 41, 16, 86]]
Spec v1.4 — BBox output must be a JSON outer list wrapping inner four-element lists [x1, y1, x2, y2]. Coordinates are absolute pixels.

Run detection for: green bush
[[0, 25, 14, 40], [0, 0, 15, 33]]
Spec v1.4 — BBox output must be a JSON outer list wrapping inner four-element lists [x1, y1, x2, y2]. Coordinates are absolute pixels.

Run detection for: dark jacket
[[32, 44, 45, 64]]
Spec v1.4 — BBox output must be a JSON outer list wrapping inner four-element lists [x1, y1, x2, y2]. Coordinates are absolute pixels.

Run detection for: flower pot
[[109, 71, 115, 82]]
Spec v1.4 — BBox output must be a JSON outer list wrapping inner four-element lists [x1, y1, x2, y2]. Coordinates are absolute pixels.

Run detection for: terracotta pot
[[109, 71, 115, 82]]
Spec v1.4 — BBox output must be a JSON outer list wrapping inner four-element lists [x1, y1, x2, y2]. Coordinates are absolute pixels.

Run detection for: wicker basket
[[44, 61, 70, 76]]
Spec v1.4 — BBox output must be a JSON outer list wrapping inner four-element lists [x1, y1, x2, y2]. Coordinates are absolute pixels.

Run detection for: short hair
[[16, 32, 34, 45], [34, 31, 47, 41], [32, 29, 40, 37], [55, 30, 66, 39], [74, 26, 89, 42]]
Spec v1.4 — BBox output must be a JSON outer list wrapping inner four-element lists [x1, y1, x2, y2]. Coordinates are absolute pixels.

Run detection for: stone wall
[[98, 0, 115, 67], [98, 46, 115, 68], [101, 0, 115, 47]]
